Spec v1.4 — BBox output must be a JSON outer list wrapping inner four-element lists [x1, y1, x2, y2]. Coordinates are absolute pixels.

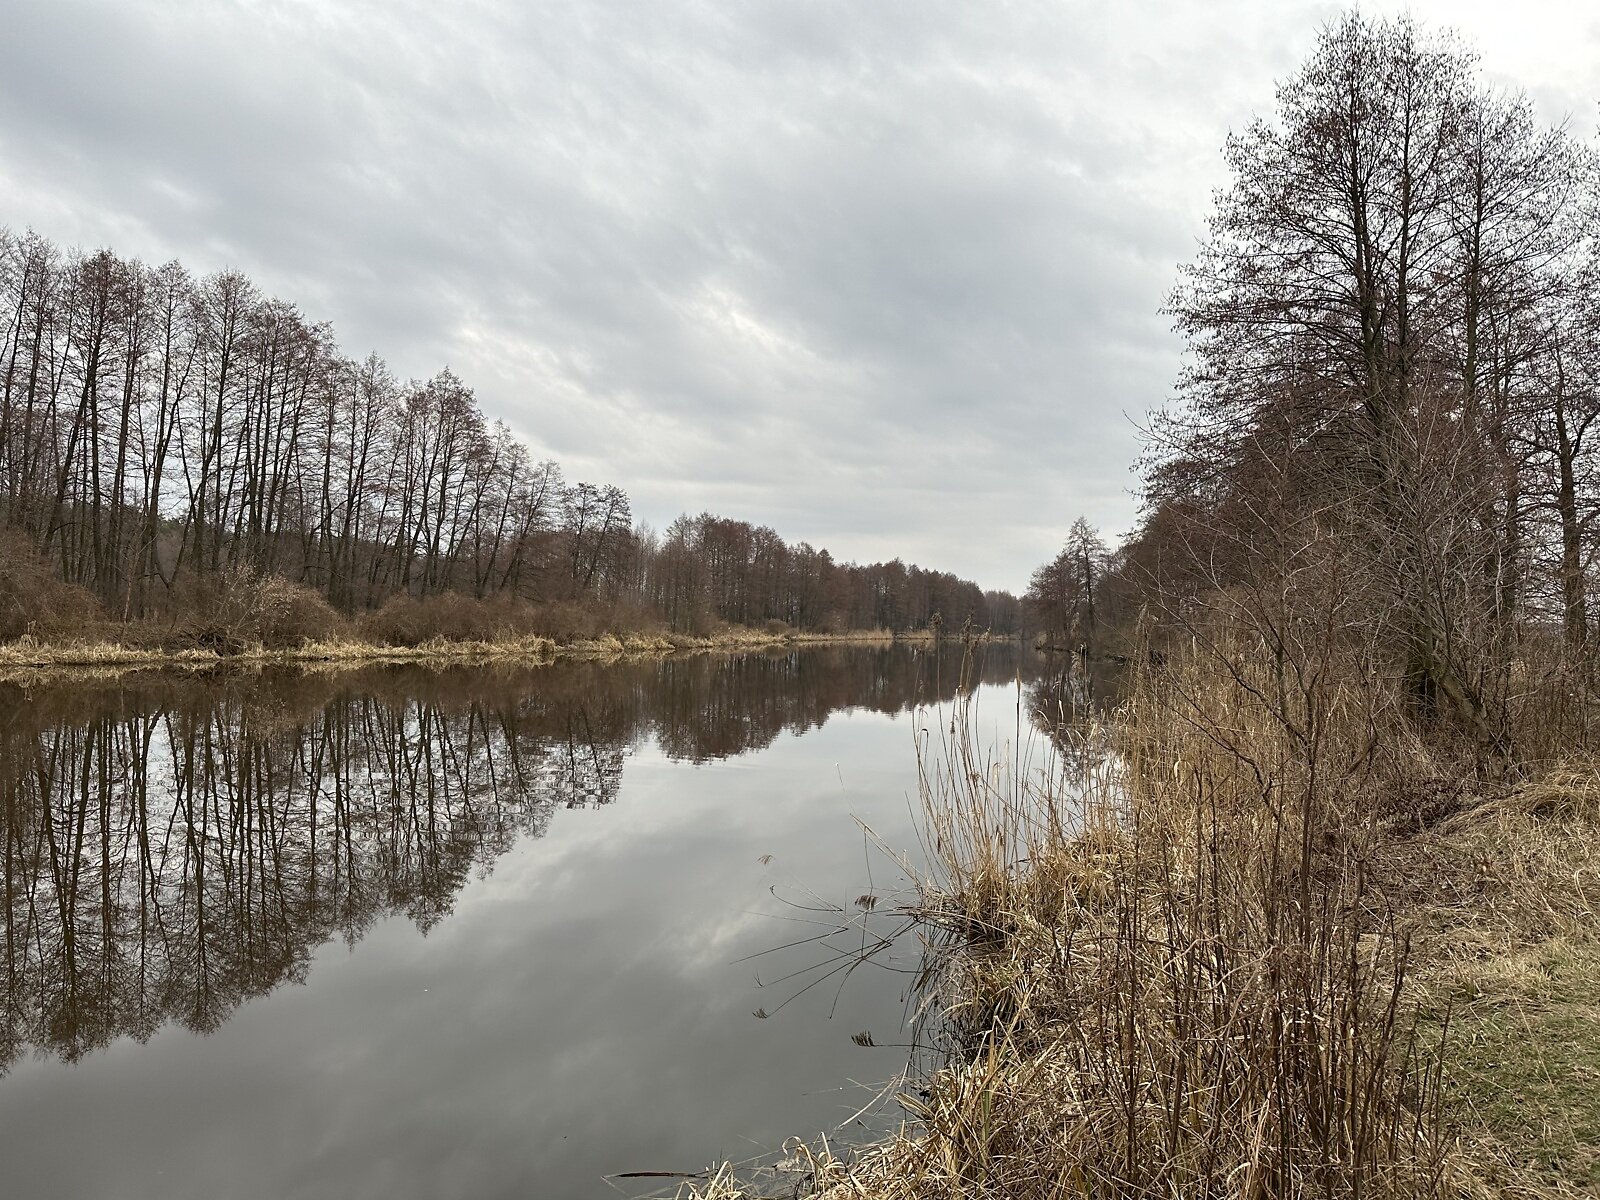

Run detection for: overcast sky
[[1, 1, 1595, 593]]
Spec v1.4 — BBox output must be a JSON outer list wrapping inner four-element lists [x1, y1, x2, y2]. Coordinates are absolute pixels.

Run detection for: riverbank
[[0, 625, 1012, 683], [685, 641, 1600, 1199]]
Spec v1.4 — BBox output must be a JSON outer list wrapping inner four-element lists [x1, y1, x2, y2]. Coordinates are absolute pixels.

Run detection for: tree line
[[1030, 13, 1600, 763], [0, 232, 1019, 642]]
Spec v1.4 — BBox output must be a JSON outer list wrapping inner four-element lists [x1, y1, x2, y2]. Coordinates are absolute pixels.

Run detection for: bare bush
[[167, 565, 344, 651], [0, 530, 105, 643], [352, 591, 632, 646]]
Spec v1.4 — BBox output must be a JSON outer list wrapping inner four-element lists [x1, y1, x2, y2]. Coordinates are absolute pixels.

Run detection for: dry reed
[[0, 626, 930, 683]]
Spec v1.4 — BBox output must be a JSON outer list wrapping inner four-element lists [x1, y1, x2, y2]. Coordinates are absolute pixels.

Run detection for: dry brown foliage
[[161, 564, 345, 651], [0, 530, 106, 642]]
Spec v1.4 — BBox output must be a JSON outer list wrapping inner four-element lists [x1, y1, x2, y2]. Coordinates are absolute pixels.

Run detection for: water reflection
[[0, 646, 1025, 1077], [1024, 651, 1127, 779]]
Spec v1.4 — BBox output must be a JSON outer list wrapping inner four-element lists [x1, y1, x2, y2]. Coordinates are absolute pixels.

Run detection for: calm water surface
[[0, 644, 1043, 1199]]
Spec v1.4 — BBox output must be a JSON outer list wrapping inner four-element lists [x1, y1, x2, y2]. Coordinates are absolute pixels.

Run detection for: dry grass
[[1377, 769, 1600, 1196], [0, 633, 558, 682], [0, 625, 922, 682]]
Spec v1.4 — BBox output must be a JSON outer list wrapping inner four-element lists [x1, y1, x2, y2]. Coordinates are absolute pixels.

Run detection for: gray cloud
[[1, 0, 1595, 591]]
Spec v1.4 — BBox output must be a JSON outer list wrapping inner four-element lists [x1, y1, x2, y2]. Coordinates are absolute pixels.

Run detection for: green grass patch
[[1438, 937, 1600, 1191]]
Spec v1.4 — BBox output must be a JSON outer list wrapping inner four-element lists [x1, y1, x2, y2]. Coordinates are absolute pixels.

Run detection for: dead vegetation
[[681, 628, 1600, 1200], [1383, 771, 1600, 1196], [0, 530, 104, 642], [0, 613, 916, 683]]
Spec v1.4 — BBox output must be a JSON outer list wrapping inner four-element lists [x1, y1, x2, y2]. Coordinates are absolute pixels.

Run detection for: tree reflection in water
[[0, 645, 1032, 1072], [1021, 652, 1123, 784]]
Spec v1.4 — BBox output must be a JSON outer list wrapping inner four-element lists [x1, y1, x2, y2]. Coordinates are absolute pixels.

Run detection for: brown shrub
[[357, 592, 530, 646], [165, 565, 344, 651], [356, 592, 667, 646], [0, 531, 107, 642], [525, 599, 666, 641], [510, 598, 603, 642], [254, 575, 345, 648]]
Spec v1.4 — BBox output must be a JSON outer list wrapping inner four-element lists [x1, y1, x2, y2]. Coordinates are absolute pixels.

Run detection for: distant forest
[[0, 230, 1021, 643]]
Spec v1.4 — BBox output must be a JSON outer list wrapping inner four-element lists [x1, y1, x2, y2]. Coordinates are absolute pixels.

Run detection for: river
[[0, 644, 1047, 1199]]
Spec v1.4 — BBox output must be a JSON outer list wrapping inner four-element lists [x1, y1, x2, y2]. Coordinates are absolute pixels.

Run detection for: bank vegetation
[[697, 13, 1600, 1198]]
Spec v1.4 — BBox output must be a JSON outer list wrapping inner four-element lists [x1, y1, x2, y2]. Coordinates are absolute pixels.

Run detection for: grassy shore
[[1401, 775, 1600, 1194], [0, 625, 1000, 683], [682, 639, 1600, 1200]]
